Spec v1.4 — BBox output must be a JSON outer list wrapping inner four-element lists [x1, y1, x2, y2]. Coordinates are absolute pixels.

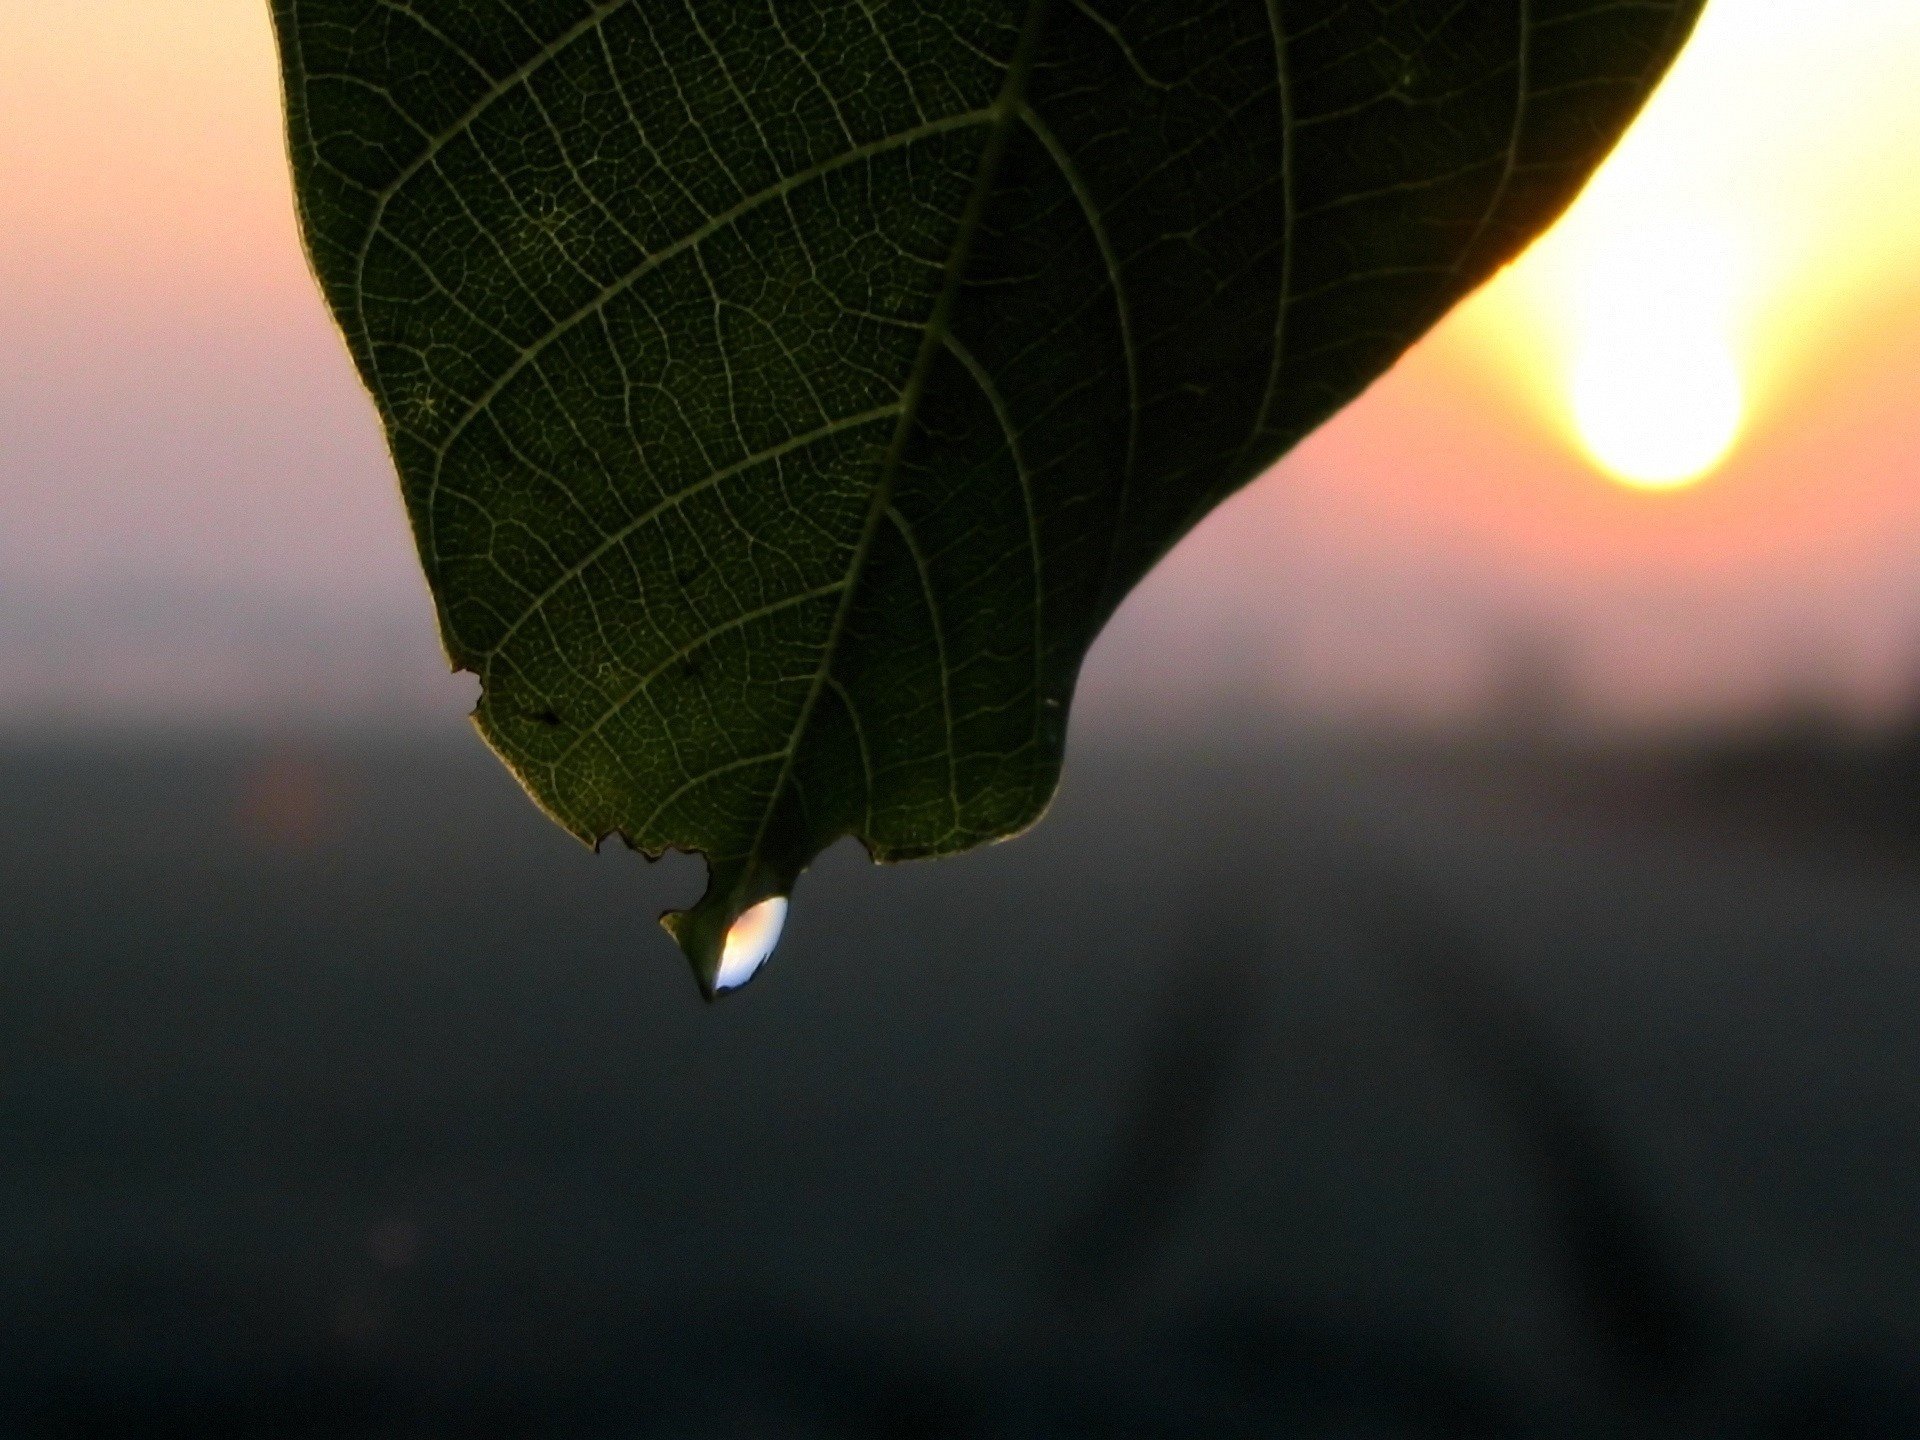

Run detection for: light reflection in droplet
[[714, 896, 787, 993]]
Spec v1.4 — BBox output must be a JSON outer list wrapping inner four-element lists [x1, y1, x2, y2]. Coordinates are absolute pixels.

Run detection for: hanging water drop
[[713, 896, 788, 994]]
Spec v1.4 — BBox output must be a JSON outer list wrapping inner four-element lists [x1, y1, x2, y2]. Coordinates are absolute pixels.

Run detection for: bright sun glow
[[1574, 330, 1741, 490], [1568, 224, 1743, 489], [1450, 0, 1920, 494]]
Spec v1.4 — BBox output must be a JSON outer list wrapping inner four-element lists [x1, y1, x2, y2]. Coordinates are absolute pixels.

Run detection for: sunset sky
[[4, 2, 1919, 730]]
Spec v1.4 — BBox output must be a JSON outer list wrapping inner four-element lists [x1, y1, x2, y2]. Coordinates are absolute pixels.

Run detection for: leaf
[[272, 0, 1702, 994]]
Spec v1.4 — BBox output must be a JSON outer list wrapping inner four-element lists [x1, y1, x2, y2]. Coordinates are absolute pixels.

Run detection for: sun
[[1568, 225, 1745, 490], [1444, 0, 1920, 498], [1573, 329, 1741, 490]]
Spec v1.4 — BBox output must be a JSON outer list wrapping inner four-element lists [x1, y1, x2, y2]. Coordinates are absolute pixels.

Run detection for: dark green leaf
[[272, 0, 1703, 993]]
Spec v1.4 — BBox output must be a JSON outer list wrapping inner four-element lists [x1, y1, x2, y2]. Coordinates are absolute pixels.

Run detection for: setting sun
[[1568, 223, 1744, 489], [1573, 330, 1741, 491], [1451, 0, 1920, 495]]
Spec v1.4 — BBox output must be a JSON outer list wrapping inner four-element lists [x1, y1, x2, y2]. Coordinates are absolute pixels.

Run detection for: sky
[[3, 2, 1919, 732]]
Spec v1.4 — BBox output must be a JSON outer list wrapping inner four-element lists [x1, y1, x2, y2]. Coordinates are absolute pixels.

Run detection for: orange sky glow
[[4, 2, 1919, 729]]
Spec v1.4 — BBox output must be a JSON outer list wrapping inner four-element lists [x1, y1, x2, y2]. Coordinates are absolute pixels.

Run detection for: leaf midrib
[[723, 0, 1058, 886]]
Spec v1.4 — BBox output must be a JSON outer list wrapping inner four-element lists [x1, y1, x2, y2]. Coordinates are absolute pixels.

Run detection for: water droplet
[[714, 896, 787, 993]]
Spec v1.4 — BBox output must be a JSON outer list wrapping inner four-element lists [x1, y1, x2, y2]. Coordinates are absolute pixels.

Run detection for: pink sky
[[5, 3, 1919, 730]]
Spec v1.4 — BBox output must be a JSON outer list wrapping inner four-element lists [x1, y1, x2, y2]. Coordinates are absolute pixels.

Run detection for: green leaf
[[272, 0, 1702, 994]]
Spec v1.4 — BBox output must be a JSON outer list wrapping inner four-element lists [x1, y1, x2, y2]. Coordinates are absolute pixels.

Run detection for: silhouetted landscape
[[5, 724, 1918, 1436]]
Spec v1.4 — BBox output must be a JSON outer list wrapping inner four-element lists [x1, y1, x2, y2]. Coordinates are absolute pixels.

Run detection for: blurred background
[[4, 2, 1919, 1434]]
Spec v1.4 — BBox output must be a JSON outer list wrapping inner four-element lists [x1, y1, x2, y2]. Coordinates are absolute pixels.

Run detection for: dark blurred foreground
[[3, 725, 1918, 1437]]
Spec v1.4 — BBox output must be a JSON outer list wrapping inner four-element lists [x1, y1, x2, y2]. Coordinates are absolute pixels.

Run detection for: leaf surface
[[273, 0, 1703, 992]]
